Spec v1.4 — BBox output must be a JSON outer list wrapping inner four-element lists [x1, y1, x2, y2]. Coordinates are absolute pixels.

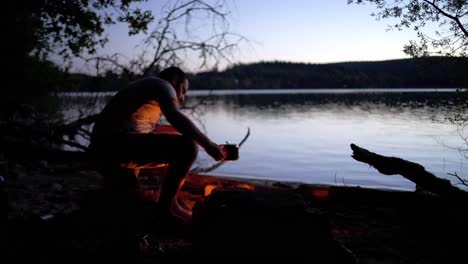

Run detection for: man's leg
[[157, 136, 198, 223], [95, 133, 199, 223], [110, 133, 198, 223]]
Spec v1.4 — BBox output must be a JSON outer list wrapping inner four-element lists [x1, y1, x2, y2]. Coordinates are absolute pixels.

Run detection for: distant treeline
[[62, 57, 468, 91], [190, 57, 468, 90]]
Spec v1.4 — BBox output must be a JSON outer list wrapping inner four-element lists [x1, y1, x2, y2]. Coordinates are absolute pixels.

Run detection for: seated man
[[89, 67, 224, 223]]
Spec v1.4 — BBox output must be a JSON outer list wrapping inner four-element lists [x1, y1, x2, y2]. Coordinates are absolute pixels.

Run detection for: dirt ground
[[5, 160, 468, 263]]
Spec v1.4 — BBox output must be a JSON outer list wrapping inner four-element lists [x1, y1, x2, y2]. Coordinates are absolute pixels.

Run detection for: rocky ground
[[5, 159, 468, 263]]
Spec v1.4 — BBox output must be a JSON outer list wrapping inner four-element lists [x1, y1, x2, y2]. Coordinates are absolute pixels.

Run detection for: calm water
[[60, 89, 467, 191]]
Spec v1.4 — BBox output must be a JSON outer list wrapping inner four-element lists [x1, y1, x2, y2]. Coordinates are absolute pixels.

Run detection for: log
[[350, 143, 467, 199], [192, 189, 357, 261]]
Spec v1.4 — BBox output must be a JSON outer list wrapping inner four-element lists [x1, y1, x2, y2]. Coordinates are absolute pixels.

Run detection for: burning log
[[350, 143, 467, 199]]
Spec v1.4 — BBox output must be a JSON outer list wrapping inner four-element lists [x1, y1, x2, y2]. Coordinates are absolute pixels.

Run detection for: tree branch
[[143, 15, 171, 76], [81, 0, 246, 76], [423, 0, 468, 37]]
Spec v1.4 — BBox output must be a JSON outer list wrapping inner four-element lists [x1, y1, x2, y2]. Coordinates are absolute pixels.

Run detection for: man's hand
[[205, 141, 225, 161]]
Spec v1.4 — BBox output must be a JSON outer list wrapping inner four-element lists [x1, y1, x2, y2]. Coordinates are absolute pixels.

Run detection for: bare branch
[[82, 54, 135, 79], [59, 138, 89, 152], [448, 172, 468, 187], [59, 114, 100, 136], [238, 126, 251, 146], [80, 0, 247, 77], [140, 0, 244, 75], [191, 127, 250, 174]]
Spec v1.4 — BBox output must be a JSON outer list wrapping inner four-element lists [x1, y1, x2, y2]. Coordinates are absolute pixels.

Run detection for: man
[[89, 67, 224, 223]]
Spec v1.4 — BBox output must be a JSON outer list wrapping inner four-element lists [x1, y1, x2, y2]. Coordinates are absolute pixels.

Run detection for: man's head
[[158, 67, 189, 105]]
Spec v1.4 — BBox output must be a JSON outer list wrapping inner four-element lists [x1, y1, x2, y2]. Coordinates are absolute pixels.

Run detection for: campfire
[[138, 169, 257, 211]]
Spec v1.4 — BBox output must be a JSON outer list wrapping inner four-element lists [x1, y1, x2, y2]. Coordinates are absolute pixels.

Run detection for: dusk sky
[[74, 0, 422, 73]]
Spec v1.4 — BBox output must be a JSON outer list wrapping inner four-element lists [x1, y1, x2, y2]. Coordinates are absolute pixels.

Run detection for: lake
[[60, 88, 467, 192]]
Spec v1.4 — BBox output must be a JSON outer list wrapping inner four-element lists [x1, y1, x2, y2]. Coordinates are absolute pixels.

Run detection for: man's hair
[[158, 67, 186, 85]]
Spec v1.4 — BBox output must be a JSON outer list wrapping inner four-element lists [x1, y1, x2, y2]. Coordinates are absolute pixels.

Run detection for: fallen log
[[350, 143, 467, 199], [192, 189, 357, 261]]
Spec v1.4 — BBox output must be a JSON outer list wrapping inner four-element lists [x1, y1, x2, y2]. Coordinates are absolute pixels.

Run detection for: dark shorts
[[89, 133, 198, 191], [89, 133, 198, 168]]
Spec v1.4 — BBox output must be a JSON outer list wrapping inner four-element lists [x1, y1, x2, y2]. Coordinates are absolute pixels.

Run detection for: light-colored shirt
[[127, 99, 162, 134], [92, 77, 178, 138]]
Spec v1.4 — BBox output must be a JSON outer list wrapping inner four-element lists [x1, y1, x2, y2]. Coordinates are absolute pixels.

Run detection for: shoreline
[[58, 87, 462, 97]]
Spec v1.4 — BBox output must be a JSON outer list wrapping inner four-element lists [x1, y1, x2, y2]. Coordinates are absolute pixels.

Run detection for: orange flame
[[204, 184, 218, 197]]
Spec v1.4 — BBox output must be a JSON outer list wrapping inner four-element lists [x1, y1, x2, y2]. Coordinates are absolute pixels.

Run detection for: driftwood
[[350, 143, 467, 199]]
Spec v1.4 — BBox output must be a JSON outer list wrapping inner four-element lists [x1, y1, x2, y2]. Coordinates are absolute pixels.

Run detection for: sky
[[228, 0, 417, 63], [73, 0, 421, 74]]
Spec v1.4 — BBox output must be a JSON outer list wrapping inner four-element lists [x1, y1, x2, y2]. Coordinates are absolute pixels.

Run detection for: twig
[[191, 127, 250, 174], [59, 114, 100, 136], [448, 172, 468, 187], [237, 127, 250, 147]]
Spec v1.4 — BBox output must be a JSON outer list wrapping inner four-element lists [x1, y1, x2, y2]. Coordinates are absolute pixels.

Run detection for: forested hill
[[63, 57, 468, 91], [189, 57, 468, 90]]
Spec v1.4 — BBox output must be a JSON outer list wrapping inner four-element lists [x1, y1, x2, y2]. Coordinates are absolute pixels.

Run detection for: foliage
[[348, 0, 467, 57], [14, 0, 153, 62]]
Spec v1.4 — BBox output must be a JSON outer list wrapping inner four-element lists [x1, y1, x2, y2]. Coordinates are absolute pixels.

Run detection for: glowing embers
[[310, 187, 330, 200]]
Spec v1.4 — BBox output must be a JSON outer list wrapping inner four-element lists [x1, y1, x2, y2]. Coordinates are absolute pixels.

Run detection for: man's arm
[[159, 98, 224, 161]]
